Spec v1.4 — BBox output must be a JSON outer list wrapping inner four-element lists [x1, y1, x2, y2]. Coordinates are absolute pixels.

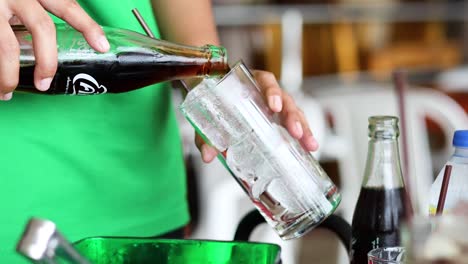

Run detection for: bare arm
[[151, 0, 219, 46]]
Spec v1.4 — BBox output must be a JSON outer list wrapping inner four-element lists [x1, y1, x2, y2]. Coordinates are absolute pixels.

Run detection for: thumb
[[195, 134, 218, 163]]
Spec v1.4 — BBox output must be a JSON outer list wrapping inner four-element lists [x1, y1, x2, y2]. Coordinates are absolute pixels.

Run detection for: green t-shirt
[[0, 1, 189, 262]]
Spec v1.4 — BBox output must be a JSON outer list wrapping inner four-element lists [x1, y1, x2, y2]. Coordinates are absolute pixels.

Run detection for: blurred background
[[175, 0, 468, 263]]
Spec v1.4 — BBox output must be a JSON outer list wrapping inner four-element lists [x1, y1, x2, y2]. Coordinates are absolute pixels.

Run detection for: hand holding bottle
[[195, 69, 320, 162], [0, 0, 109, 100]]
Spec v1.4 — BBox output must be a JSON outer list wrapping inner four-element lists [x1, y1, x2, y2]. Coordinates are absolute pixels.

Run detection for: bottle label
[[350, 235, 380, 263], [350, 232, 399, 263], [68, 73, 107, 95], [429, 205, 437, 215]]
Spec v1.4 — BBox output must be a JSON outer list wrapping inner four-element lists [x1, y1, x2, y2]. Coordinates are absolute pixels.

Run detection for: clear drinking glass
[[180, 61, 341, 240], [368, 247, 406, 264]]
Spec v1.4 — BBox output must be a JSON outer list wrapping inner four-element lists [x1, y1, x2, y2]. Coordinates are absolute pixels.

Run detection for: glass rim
[[368, 246, 406, 263], [179, 60, 253, 110], [368, 115, 400, 139], [73, 236, 282, 249], [368, 115, 399, 125], [214, 59, 252, 86]]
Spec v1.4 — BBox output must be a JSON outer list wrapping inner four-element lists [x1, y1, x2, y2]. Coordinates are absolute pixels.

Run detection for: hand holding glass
[[180, 61, 341, 240]]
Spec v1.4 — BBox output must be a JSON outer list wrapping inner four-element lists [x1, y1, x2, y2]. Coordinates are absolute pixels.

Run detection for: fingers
[[280, 93, 319, 151], [195, 134, 218, 163], [253, 70, 283, 112], [39, 0, 109, 53], [0, 19, 19, 100], [253, 69, 318, 152], [297, 110, 319, 151], [281, 93, 303, 138], [0, 0, 109, 98], [12, 0, 57, 91]]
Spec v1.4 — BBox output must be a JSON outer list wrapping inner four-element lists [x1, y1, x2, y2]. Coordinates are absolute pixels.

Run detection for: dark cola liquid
[[17, 51, 229, 95], [350, 187, 406, 264]]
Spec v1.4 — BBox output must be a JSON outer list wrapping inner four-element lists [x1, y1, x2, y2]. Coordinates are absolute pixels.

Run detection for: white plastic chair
[[313, 84, 468, 222], [436, 65, 468, 92]]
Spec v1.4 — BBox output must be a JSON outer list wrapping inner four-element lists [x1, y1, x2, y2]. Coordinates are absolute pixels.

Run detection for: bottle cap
[[453, 130, 468, 147]]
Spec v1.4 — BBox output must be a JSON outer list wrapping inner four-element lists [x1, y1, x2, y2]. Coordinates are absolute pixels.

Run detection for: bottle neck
[[362, 137, 405, 189], [172, 44, 229, 72], [178, 45, 229, 92], [201, 44, 230, 76]]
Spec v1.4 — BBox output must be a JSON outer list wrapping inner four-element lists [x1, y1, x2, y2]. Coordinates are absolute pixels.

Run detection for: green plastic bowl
[[73, 237, 281, 264]]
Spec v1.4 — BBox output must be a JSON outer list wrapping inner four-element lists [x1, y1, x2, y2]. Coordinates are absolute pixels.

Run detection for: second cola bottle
[[14, 24, 229, 95], [349, 116, 408, 264]]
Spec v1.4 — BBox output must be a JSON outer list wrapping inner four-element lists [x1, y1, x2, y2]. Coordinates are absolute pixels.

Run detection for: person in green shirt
[[0, 0, 319, 262]]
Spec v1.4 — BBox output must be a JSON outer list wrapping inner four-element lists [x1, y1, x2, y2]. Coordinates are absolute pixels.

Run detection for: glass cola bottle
[[14, 24, 229, 95]]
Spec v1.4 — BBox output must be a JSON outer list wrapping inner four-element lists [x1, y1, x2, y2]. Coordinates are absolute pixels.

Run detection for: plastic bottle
[[429, 130, 468, 215]]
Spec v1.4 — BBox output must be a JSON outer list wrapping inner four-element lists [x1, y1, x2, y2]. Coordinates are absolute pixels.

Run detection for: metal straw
[[132, 8, 155, 38], [393, 70, 415, 218], [436, 165, 453, 215], [131, 8, 191, 92]]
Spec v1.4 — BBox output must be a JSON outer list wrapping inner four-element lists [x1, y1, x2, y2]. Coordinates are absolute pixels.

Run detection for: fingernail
[[98, 35, 110, 52], [308, 136, 319, 150], [39, 77, 53, 91], [0, 92, 12, 101], [269, 95, 282, 112], [295, 121, 303, 137]]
